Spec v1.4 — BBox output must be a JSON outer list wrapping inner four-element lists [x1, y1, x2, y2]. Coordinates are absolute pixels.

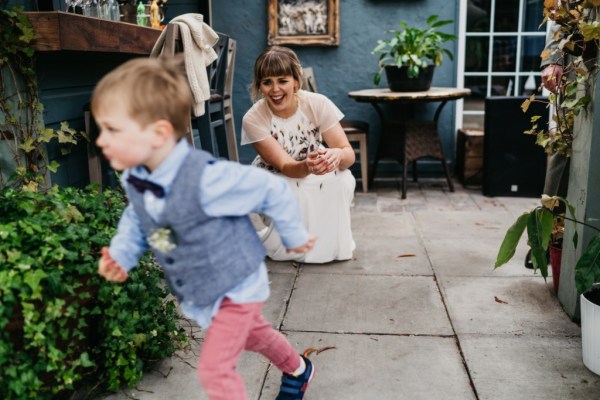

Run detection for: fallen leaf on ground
[[303, 346, 337, 357], [396, 254, 416, 258], [494, 296, 508, 304]]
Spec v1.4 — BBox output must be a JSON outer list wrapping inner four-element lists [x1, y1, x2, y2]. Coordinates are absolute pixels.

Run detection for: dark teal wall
[[36, 52, 144, 187], [211, 0, 460, 171]]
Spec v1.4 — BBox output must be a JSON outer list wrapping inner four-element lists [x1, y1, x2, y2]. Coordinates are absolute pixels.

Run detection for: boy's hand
[[287, 235, 316, 254], [99, 247, 128, 282]]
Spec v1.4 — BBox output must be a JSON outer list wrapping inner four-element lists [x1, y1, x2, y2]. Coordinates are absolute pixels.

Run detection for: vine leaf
[[495, 213, 529, 268]]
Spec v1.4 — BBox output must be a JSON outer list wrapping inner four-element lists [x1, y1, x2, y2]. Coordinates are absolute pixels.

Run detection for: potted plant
[[371, 14, 456, 92], [494, 194, 600, 375], [494, 194, 578, 291]]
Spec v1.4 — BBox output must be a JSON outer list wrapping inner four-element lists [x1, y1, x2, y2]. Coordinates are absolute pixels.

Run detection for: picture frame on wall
[[268, 0, 340, 46]]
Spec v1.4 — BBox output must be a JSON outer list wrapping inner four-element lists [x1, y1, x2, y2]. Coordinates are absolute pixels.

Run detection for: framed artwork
[[268, 0, 340, 46]]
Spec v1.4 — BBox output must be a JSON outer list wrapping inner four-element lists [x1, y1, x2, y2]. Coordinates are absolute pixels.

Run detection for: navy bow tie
[[126, 175, 165, 198]]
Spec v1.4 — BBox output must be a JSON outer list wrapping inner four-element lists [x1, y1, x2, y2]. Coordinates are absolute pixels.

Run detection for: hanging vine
[[0, 5, 86, 191], [521, 0, 600, 156]]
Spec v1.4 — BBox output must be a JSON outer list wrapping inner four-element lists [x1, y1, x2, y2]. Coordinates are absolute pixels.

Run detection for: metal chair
[[223, 38, 239, 161], [194, 33, 229, 157]]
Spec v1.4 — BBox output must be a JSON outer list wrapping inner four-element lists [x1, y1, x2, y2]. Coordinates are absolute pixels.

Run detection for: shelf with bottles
[[24, 11, 161, 54]]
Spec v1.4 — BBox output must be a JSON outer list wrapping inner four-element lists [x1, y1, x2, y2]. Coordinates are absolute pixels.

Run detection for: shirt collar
[[127, 139, 192, 196]]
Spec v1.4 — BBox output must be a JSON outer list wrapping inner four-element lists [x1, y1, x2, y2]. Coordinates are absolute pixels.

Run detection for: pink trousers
[[197, 298, 301, 400]]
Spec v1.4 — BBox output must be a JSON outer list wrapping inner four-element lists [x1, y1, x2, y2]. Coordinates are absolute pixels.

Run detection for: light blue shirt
[[109, 140, 309, 327]]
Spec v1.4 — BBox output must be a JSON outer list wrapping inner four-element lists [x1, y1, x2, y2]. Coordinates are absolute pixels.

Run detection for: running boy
[[93, 56, 315, 400]]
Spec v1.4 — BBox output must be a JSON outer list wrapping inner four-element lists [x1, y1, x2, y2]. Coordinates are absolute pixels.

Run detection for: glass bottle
[[109, 0, 120, 21], [136, 1, 147, 26]]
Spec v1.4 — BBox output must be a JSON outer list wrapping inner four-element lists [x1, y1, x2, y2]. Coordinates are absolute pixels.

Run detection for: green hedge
[[0, 186, 187, 399]]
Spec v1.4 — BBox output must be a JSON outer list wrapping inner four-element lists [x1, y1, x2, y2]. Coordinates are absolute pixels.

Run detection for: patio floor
[[102, 177, 600, 400]]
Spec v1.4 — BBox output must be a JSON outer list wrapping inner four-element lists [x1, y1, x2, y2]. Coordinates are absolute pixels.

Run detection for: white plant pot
[[581, 288, 600, 375]]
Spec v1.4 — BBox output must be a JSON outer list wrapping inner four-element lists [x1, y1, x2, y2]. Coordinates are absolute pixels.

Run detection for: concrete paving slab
[[284, 274, 452, 335], [468, 193, 511, 212], [267, 271, 298, 327], [421, 189, 481, 211], [301, 235, 432, 276], [440, 276, 580, 336], [351, 212, 417, 238], [460, 334, 600, 400], [424, 236, 534, 277], [262, 332, 476, 400], [496, 196, 541, 218], [351, 192, 379, 212], [413, 210, 514, 240], [266, 258, 299, 274]]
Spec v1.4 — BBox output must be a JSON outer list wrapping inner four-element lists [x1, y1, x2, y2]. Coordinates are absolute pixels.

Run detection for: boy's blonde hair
[[250, 46, 303, 102], [91, 56, 193, 139]]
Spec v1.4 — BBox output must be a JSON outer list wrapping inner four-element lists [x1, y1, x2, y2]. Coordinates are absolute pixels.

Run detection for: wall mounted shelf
[[25, 11, 161, 54]]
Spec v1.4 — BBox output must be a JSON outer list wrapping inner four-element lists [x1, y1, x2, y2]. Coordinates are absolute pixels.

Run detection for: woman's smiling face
[[259, 75, 299, 119]]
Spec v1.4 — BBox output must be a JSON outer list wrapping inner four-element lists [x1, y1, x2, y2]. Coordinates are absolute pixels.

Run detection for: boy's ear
[[151, 119, 176, 146]]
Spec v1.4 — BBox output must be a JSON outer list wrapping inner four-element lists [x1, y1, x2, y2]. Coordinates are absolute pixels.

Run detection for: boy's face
[[94, 101, 160, 171]]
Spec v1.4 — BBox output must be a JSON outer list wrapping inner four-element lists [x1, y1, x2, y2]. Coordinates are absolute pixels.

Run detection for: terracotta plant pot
[[549, 245, 562, 292], [581, 284, 600, 375], [384, 65, 435, 92]]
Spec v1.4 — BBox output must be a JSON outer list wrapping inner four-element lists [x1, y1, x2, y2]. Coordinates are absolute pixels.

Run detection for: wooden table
[[348, 87, 471, 199]]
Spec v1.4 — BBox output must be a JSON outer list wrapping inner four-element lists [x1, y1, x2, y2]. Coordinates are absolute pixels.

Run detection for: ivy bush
[[0, 186, 188, 399]]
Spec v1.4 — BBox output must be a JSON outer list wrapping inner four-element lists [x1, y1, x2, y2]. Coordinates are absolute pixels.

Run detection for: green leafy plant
[[371, 14, 456, 84], [495, 194, 600, 296], [0, 186, 187, 399], [521, 0, 600, 156], [0, 5, 86, 191]]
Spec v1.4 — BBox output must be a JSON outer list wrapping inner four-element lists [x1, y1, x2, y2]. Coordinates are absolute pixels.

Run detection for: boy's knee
[[198, 362, 219, 385]]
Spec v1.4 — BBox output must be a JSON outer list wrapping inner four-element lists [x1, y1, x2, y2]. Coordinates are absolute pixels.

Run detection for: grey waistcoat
[[127, 150, 266, 307]]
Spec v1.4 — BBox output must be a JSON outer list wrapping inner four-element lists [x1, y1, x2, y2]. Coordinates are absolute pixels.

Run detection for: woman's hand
[[99, 247, 128, 283], [306, 148, 343, 175]]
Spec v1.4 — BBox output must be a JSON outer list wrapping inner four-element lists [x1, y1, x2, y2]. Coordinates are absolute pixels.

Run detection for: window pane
[[494, 0, 519, 32], [520, 36, 545, 71], [492, 37, 517, 72], [520, 73, 541, 96], [464, 76, 488, 104], [465, 37, 489, 72], [522, 0, 545, 32], [467, 0, 490, 32], [491, 75, 515, 96]]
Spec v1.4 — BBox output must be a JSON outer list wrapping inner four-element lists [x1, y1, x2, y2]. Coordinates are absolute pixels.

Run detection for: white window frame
[[456, 0, 546, 130]]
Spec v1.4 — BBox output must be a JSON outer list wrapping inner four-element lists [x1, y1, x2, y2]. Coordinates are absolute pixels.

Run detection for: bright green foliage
[[495, 213, 529, 268], [496, 195, 600, 295], [0, 186, 187, 399], [495, 196, 576, 280], [371, 14, 456, 84]]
